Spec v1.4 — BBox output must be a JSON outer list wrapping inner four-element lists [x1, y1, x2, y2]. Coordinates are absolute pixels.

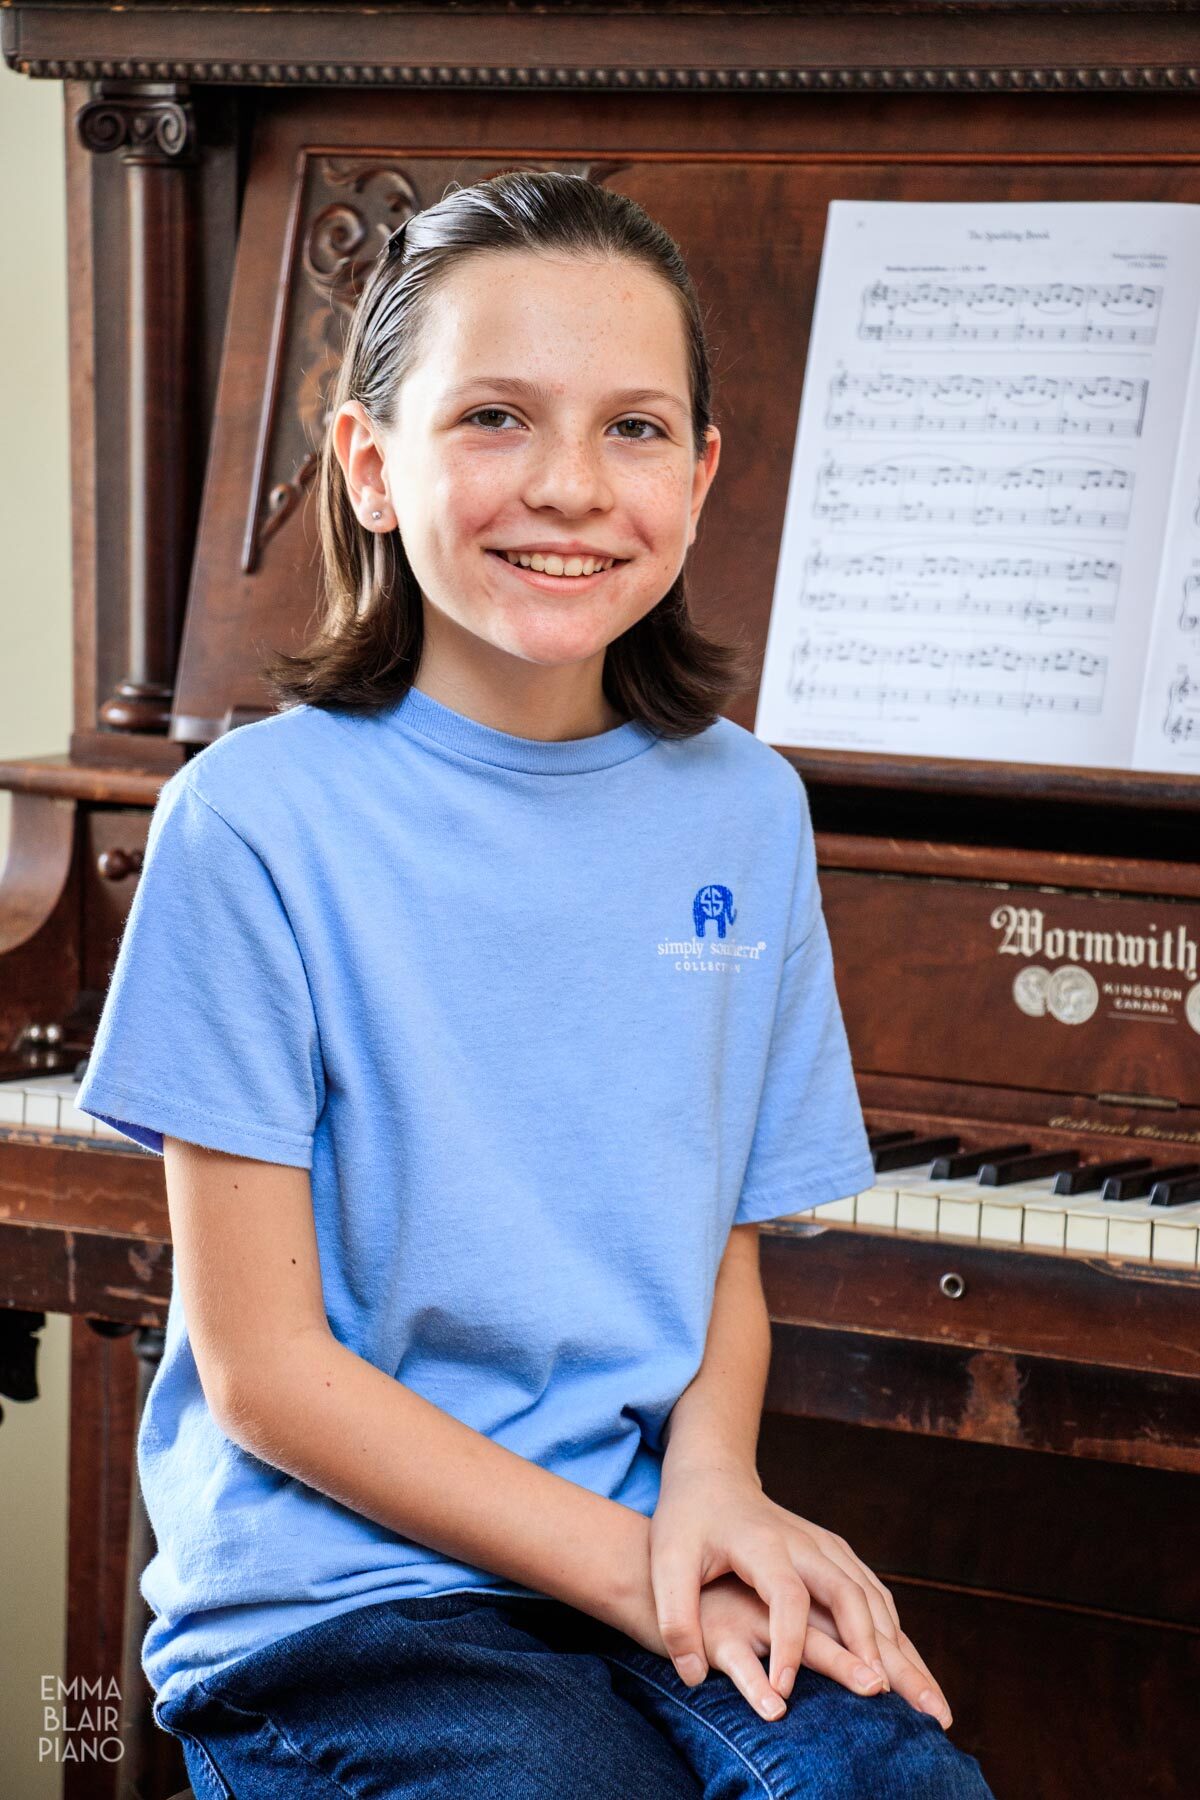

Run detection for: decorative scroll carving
[[75, 88, 196, 162], [23, 61, 1200, 95]]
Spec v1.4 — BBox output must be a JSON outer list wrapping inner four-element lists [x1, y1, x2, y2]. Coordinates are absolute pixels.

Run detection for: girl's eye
[[610, 417, 663, 441], [464, 407, 523, 431]]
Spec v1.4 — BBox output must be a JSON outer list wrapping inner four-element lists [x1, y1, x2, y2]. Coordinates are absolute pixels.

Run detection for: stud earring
[[371, 510, 382, 521]]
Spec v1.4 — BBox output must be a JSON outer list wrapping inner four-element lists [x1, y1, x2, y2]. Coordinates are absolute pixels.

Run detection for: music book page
[[754, 201, 1200, 773]]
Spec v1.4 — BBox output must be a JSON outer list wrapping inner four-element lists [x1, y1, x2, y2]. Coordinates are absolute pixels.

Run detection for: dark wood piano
[[3, 4, 1198, 1795]]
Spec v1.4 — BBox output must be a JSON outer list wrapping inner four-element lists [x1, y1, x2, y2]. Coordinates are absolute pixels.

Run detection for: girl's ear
[[332, 400, 394, 530], [687, 425, 721, 546]]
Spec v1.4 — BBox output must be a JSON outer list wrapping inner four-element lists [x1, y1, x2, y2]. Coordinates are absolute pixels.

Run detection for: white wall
[[0, 57, 74, 1800]]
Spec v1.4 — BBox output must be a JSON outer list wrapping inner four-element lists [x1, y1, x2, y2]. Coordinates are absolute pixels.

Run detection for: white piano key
[[1104, 1201, 1157, 1262], [1150, 1200, 1200, 1267], [1064, 1211, 1110, 1253], [0, 1083, 25, 1124], [896, 1191, 940, 1234], [1022, 1207, 1067, 1249], [938, 1196, 982, 1239], [855, 1186, 898, 1228], [817, 1195, 857, 1222], [980, 1201, 1025, 1244], [1004, 1178, 1069, 1249], [23, 1090, 63, 1128]]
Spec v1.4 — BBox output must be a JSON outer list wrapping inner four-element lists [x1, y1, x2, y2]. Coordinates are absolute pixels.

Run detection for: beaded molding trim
[[16, 60, 1200, 92]]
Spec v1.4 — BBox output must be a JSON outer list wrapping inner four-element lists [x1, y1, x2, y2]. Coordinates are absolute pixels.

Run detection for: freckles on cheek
[[629, 464, 696, 542], [435, 455, 512, 546]]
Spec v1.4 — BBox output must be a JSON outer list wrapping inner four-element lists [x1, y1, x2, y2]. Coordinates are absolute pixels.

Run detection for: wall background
[[0, 56, 76, 1800]]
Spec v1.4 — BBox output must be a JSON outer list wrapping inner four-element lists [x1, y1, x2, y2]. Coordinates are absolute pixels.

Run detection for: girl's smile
[[488, 546, 625, 590]]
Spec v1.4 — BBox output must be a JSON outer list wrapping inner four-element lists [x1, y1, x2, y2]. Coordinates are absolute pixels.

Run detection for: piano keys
[[0, 1070, 127, 1140], [794, 1153, 1200, 1266]]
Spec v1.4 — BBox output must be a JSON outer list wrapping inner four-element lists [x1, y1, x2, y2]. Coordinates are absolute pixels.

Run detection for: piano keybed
[[783, 1129, 1200, 1268]]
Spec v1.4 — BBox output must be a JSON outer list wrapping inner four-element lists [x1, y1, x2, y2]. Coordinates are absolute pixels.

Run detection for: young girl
[[77, 171, 993, 1799]]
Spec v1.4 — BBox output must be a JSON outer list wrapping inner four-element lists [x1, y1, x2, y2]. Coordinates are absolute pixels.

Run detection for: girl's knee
[[777, 1683, 994, 1800], [838, 1698, 992, 1799]]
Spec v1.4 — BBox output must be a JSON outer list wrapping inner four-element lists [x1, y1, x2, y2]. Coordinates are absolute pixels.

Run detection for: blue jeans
[[156, 1592, 995, 1799]]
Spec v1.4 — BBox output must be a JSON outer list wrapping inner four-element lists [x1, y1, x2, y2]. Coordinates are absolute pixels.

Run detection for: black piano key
[[868, 1130, 916, 1152], [1149, 1170, 1200, 1207], [873, 1133, 961, 1173], [978, 1150, 1080, 1187], [1052, 1157, 1153, 1196], [1101, 1161, 1200, 1202], [930, 1142, 1030, 1181]]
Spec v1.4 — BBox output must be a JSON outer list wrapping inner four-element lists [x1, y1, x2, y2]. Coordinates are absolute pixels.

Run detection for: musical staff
[[825, 371, 1148, 440], [787, 634, 1107, 720], [798, 548, 1120, 630], [786, 677, 1104, 718], [859, 280, 1162, 347], [813, 454, 1133, 532]]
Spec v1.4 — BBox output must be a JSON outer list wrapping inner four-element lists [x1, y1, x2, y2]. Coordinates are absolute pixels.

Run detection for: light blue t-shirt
[[76, 683, 872, 1713]]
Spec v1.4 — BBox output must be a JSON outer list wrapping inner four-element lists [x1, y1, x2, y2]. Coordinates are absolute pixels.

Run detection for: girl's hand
[[649, 1460, 952, 1727], [693, 1573, 890, 1723]]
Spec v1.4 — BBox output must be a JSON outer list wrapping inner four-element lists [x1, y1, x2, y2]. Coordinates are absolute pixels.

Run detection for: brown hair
[[261, 169, 756, 736]]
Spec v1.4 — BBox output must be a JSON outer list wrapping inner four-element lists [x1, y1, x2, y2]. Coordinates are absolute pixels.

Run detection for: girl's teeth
[[502, 551, 613, 577]]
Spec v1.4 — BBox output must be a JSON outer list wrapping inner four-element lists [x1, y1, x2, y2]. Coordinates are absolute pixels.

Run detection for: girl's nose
[[521, 432, 614, 516]]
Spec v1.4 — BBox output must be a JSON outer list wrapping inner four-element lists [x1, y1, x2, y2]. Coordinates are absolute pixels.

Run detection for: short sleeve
[[75, 771, 324, 1166], [733, 787, 873, 1224]]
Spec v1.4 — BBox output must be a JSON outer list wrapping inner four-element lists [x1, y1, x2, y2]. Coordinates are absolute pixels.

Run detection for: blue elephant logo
[[693, 884, 737, 939]]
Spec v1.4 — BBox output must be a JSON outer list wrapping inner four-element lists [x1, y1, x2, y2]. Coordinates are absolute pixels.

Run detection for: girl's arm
[[163, 1136, 664, 1649], [660, 1220, 773, 1478]]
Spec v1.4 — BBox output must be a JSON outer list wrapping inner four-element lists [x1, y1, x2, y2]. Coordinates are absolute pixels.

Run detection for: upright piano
[[2, 4, 1197, 1796]]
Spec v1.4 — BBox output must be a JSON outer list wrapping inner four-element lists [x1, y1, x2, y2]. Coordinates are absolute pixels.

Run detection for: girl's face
[[336, 250, 720, 689]]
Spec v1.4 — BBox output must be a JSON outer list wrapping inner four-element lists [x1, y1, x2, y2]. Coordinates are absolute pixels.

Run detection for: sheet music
[[755, 202, 1200, 770]]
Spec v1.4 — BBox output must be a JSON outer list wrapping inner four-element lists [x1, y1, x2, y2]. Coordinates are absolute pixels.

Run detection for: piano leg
[[70, 1320, 186, 1800]]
